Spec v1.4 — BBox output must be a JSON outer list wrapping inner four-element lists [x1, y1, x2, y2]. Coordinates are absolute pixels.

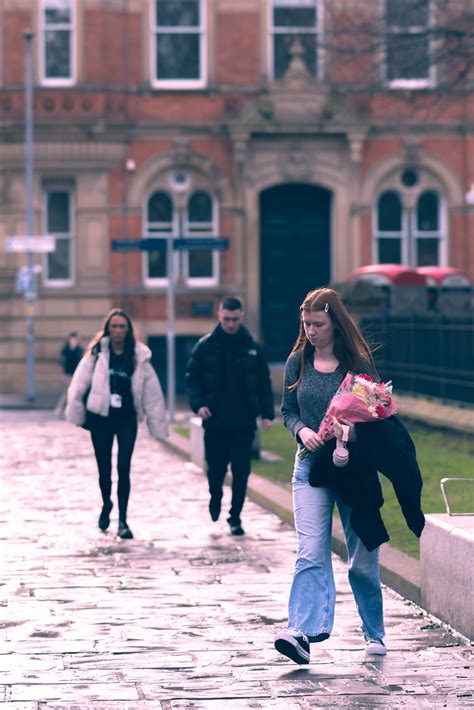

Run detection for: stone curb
[[396, 394, 474, 436], [164, 429, 421, 607]]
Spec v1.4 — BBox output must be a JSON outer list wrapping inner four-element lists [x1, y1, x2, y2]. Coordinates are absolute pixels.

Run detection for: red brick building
[[1, 0, 473, 395]]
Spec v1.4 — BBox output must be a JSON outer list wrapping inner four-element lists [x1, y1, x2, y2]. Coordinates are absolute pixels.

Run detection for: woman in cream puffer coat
[[66, 308, 168, 539]]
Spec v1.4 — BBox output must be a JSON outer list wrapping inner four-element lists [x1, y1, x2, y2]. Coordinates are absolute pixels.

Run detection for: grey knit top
[[281, 349, 373, 441]]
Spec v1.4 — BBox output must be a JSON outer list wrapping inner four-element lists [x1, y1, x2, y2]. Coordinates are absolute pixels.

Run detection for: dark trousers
[[90, 418, 138, 521], [204, 428, 255, 524]]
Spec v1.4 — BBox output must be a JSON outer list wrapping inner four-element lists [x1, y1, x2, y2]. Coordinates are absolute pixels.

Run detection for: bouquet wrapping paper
[[299, 373, 398, 461]]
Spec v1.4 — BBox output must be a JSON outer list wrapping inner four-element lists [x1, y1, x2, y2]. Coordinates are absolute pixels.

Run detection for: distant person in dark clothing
[[54, 331, 84, 415], [185, 297, 275, 536]]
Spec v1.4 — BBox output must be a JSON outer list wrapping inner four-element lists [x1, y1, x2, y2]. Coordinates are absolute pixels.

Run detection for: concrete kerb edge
[[400, 411, 474, 436], [163, 429, 422, 607]]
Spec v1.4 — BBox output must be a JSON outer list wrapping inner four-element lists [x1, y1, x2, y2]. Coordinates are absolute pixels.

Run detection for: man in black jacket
[[185, 297, 274, 535]]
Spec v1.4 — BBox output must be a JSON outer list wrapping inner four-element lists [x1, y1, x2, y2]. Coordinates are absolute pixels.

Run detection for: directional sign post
[[5, 235, 56, 253], [112, 236, 229, 421], [6, 236, 56, 346], [111, 237, 228, 252], [23, 29, 36, 401], [5, 235, 56, 301]]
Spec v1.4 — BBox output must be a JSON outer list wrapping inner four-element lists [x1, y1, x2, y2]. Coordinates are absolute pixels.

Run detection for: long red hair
[[289, 288, 377, 390]]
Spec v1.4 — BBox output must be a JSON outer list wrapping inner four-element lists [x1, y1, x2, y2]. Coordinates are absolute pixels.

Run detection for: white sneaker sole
[[366, 643, 387, 655], [274, 632, 310, 664]]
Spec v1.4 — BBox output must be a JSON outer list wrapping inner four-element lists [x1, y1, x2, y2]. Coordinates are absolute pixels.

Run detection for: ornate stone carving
[[279, 143, 313, 182], [404, 138, 421, 165], [173, 140, 190, 167], [269, 41, 330, 124], [236, 38, 336, 127], [279, 38, 316, 92], [348, 131, 368, 164], [234, 38, 369, 141], [232, 134, 249, 168]]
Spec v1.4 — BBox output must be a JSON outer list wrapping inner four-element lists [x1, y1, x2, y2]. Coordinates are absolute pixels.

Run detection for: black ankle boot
[[98, 500, 113, 531], [209, 496, 221, 522], [117, 519, 133, 539]]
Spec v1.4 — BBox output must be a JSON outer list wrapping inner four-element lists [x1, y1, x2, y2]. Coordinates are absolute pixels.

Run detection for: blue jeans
[[288, 448, 385, 642]]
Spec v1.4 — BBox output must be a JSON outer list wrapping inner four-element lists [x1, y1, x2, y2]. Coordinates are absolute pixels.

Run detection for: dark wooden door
[[260, 184, 331, 361]]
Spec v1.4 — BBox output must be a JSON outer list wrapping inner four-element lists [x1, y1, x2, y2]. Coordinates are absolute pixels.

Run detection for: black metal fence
[[360, 316, 474, 405]]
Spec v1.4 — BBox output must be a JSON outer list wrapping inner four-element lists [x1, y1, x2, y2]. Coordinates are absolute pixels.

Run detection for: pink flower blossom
[[317, 373, 397, 442]]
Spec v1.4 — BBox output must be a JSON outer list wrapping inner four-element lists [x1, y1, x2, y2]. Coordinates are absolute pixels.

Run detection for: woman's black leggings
[[90, 418, 138, 520]]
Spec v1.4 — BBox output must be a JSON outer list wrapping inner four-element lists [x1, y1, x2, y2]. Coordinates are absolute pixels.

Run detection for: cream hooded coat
[[66, 337, 168, 440]]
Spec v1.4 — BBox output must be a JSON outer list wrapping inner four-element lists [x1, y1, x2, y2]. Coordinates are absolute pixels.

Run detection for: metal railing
[[440, 478, 474, 516], [361, 316, 474, 404]]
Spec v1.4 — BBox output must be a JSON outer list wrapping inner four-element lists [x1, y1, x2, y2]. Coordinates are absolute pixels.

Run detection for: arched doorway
[[260, 183, 331, 361]]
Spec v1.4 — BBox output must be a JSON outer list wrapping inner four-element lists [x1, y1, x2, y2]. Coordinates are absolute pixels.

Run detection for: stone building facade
[[0, 0, 473, 395]]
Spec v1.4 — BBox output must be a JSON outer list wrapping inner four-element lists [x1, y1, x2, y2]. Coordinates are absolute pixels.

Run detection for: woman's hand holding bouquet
[[298, 426, 324, 452], [298, 372, 398, 467]]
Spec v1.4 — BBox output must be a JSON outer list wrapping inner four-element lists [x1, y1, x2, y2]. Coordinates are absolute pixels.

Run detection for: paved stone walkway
[[0, 412, 472, 709]]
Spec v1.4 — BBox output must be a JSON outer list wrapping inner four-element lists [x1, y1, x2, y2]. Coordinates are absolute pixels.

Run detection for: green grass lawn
[[173, 426, 190, 439], [253, 420, 473, 559]]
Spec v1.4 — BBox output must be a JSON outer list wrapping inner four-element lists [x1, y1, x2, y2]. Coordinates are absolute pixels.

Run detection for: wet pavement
[[0, 411, 472, 709]]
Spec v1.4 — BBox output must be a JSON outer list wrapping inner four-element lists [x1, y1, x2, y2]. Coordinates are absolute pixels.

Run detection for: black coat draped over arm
[[309, 416, 425, 551]]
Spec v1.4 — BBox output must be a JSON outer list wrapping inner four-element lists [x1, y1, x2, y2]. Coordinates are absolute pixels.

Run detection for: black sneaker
[[229, 522, 245, 536], [209, 497, 221, 522], [98, 500, 113, 531], [274, 629, 310, 665], [117, 520, 133, 539]]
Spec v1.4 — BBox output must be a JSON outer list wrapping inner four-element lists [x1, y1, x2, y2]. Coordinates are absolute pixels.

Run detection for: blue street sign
[[174, 238, 228, 251], [15, 265, 40, 302], [112, 237, 229, 252], [112, 238, 166, 252]]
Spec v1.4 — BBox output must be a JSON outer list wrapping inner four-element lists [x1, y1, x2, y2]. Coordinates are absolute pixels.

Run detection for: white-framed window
[[414, 190, 443, 265], [144, 190, 175, 286], [374, 188, 445, 265], [40, 0, 75, 86], [43, 188, 74, 285], [151, 0, 207, 88], [185, 190, 218, 286], [375, 190, 403, 264], [384, 0, 435, 88], [143, 188, 219, 287], [269, 0, 321, 81]]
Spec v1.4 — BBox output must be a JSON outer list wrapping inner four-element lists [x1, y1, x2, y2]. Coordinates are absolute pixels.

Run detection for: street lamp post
[[122, 158, 136, 313], [166, 185, 188, 423], [24, 29, 35, 401], [166, 224, 176, 423]]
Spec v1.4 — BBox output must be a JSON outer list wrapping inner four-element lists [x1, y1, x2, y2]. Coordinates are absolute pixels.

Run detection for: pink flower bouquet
[[299, 372, 398, 465]]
